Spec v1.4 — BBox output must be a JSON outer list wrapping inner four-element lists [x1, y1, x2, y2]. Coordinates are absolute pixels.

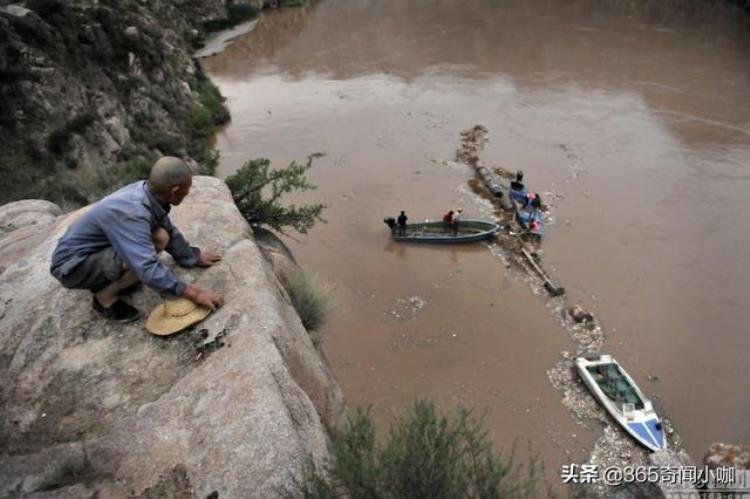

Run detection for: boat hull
[[389, 220, 501, 243]]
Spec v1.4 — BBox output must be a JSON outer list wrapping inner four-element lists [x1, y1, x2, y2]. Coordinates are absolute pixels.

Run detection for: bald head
[[148, 157, 193, 205]]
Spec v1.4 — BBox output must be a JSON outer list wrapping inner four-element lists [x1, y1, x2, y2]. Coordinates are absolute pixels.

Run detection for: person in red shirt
[[442, 210, 454, 232]]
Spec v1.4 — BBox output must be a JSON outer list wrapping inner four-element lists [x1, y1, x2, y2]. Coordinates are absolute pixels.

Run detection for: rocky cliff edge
[[0, 176, 344, 498]]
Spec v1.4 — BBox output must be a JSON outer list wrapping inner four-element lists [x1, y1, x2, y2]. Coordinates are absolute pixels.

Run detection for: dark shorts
[[57, 247, 124, 293]]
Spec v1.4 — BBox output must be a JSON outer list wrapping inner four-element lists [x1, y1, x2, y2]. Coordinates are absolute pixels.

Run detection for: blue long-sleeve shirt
[[50, 181, 200, 297]]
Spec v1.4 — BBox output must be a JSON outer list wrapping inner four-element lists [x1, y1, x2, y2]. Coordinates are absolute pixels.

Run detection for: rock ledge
[[0, 176, 344, 498]]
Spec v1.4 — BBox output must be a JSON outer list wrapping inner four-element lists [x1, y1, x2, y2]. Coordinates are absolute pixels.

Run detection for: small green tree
[[226, 154, 325, 234]]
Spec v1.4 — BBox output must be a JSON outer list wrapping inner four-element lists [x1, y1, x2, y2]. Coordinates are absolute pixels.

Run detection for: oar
[[520, 247, 565, 297]]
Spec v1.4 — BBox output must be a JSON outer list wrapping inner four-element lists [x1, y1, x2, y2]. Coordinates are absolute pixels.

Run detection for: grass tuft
[[281, 271, 328, 331]]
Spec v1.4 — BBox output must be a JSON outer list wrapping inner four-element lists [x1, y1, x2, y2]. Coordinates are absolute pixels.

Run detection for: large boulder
[[0, 199, 64, 274], [704, 443, 750, 469], [703, 443, 750, 495], [0, 199, 62, 232], [0, 221, 59, 275], [0, 176, 344, 497]]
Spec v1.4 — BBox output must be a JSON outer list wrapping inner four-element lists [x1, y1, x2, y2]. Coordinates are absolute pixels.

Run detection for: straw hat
[[145, 298, 211, 336]]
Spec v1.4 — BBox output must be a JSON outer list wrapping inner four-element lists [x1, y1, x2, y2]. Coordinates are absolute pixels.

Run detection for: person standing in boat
[[442, 210, 454, 232], [510, 170, 525, 191], [452, 208, 463, 235], [510, 170, 527, 203], [397, 210, 408, 236]]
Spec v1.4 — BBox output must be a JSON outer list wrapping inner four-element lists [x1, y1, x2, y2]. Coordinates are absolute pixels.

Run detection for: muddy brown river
[[201, 0, 750, 483]]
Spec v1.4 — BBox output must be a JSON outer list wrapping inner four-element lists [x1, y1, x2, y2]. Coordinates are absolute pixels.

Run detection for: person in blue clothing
[[50, 157, 224, 323]]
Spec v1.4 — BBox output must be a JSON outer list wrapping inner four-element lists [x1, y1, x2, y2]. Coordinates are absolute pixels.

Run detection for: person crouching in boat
[[397, 210, 408, 236], [526, 193, 541, 213], [522, 193, 543, 238], [452, 208, 463, 235], [442, 210, 454, 232]]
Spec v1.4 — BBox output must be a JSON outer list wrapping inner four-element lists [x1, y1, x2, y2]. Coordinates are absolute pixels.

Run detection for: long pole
[[520, 247, 565, 297]]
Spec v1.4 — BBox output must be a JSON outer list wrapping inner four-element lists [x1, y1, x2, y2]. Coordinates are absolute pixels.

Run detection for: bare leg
[[95, 270, 140, 307], [95, 228, 169, 307]]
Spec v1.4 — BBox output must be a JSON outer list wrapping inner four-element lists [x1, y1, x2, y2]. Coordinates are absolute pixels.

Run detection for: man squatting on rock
[[50, 157, 224, 323]]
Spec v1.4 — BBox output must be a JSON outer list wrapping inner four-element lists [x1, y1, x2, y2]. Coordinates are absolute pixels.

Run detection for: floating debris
[[456, 125, 488, 165], [568, 304, 594, 323], [387, 295, 427, 321]]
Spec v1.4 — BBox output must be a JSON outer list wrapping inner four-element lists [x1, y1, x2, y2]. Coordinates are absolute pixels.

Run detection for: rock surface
[[0, 199, 64, 274], [702, 443, 750, 495], [0, 199, 62, 232], [0, 176, 344, 498], [704, 442, 750, 469]]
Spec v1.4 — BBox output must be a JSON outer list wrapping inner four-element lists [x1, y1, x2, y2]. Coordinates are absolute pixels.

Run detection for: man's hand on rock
[[197, 251, 222, 267], [184, 284, 224, 311]]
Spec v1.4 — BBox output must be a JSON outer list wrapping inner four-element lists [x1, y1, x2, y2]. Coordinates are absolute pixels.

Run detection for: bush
[[0, 150, 48, 203], [281, 271, 328, 331], [203, 2, 260, 32], [226, 155, 325, 234], [47, 112, 97, 155], [177, 21, 206, 51], [186, 72, 229, 174], [289, 401, 542, 498], [194, 74, 230, 125], [25, 0, 65, 18]]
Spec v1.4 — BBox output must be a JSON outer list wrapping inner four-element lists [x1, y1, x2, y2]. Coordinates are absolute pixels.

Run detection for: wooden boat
[[575, 355, 667, 452], [384, 219, 501, 243]]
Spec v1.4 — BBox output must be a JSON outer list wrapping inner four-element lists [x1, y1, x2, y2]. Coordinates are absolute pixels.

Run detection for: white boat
[[575, 355, 667, 452]]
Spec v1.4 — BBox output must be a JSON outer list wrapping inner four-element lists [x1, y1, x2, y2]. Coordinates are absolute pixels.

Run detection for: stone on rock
[[103, 116, 130, 146], [3, 5, 32, 18], [124, 25, 139, 38]]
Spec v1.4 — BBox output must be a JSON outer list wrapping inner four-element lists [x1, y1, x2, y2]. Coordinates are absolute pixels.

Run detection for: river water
[[201, 0, 750, 480]]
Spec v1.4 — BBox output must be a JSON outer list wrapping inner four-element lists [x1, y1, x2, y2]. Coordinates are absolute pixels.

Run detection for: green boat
[[383, 218, 501, 243]]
